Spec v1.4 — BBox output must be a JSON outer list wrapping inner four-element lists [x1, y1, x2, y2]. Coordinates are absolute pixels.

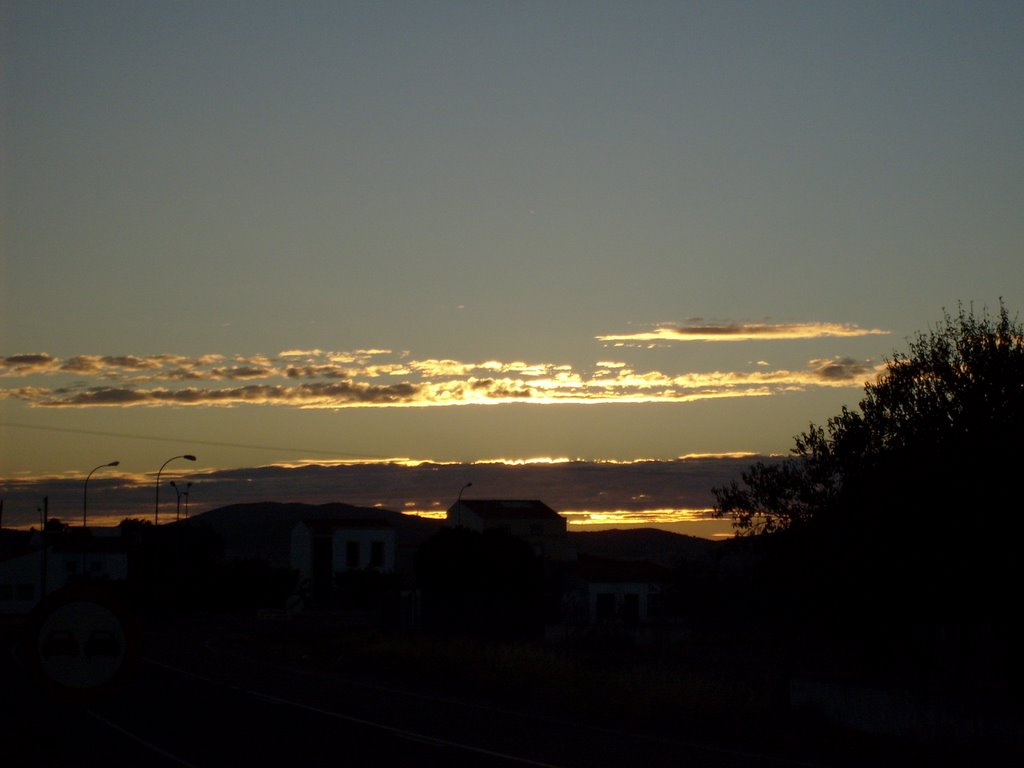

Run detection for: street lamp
[[83, 461, 119, 528], [170, 481, 182, 523], [155, 455, 196, 525], [456, 482, 472, 527], [172, 481, 193, 521]]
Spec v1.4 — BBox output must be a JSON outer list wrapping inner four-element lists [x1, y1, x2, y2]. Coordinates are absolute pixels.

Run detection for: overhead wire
[[0, 421, 388, 459]]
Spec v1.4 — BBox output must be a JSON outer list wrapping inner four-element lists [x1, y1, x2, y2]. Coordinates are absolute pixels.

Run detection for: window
[[647, 592, 665, 620], [595, 593, 615, 624], [64, 560, 79, 574], [622, 593, 641, 626], [369, 541, 384, 568], [345, 541, 360, 569]]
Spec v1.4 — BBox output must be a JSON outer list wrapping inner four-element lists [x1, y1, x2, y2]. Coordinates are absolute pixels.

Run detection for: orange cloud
[[279, 348, 324, 357], [16, 381, 422, 408], [1, 344, 882, 409], [0, 353, 61, 375], [597, 321, 889, 343]]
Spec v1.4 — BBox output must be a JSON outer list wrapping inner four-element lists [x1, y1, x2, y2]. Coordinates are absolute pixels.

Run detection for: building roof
[[449, 499, 562, 521]]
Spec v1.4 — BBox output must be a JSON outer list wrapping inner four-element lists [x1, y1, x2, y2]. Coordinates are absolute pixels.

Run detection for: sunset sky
[[2, 3, 1022, 533]]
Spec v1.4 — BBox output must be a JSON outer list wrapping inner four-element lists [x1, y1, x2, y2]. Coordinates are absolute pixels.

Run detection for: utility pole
[[41, 497, 48, 598]]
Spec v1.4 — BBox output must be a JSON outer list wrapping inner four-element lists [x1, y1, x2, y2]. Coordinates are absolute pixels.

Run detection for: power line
[[0, 421, 386, 459]]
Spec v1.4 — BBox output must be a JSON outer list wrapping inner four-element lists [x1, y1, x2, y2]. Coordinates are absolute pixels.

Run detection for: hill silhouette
[[569, 527, 716, 567]]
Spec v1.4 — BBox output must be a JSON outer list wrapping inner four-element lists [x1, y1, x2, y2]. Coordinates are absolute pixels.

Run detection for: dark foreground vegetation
[[710, 302, 1024, 753]]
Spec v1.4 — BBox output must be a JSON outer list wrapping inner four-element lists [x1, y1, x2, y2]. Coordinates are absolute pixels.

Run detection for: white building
[[0, 528, 129, 615], [573, 554, 672, 626], [290, 519, 396, 593]]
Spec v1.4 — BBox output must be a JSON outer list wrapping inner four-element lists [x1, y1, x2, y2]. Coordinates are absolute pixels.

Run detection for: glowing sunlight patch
[[402, 509, 448, 521], [472, 457, 573, 466], [677, 451, 760, 460], [562, 508, 716, 526]]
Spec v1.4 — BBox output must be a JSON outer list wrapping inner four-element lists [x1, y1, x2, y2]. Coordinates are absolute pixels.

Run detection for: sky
[[2, 2, 1023, 535]]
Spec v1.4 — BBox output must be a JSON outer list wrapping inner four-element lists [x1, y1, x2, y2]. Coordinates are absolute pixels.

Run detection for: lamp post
[[170, 481, 182, 523], [456, 482, 472, 527], [83, 461, 119, 528], [169, 480, 192, 522], [155, 455, 196, 525]]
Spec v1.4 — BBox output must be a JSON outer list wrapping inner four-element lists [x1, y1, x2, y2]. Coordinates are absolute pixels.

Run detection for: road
[[1, 615, 914, 768]]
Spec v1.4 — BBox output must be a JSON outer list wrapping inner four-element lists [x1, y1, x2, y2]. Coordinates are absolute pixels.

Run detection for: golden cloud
[[0, 354, 60, 376], [597, 321, 890, 343], [2, 344, 881, 409], [279, 348, 324, 357]]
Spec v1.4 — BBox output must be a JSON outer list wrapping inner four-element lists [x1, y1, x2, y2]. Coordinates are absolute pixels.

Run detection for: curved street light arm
[[83, 461, 119, 528], [155, 455, 197, 525]]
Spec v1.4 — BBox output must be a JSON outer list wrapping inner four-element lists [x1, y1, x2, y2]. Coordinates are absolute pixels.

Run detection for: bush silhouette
[[416, 527, 544, 639]]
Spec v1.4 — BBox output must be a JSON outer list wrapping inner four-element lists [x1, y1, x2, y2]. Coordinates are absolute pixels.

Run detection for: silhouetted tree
[[216, 557, 298, 611], [714, 301, 1024, 539], [118, 517, 153, 532], [117, 518, 228, 612], [44, 517, 68, 533], [712, 303, 1024, 694]]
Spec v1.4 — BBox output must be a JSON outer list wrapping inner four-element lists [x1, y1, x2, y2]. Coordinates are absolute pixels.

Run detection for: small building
[[0, 527, 129, 615], [571, 554, 672, 626], [446, 499, 575, 561], [0, 530, 44, 615], [290, 519, 396, 594]]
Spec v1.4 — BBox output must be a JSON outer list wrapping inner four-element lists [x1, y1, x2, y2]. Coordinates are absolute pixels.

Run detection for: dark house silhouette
[[568, 554, 673, 626], [291, 519, 396, 596], [445, 499, 575, 561]]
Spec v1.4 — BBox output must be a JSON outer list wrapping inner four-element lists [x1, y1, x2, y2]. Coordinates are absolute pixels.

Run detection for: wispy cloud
[[597, 321, 890, 343], [807, 356, 880, 382], [0, 353, 61, 375], [1, 346, 881, 409], [279, 349, 324, 357], [11, 381, 422, 408]]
